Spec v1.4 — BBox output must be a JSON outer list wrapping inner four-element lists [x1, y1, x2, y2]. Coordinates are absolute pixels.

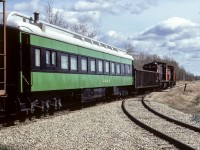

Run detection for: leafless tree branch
[[43, 1, 98, 38]]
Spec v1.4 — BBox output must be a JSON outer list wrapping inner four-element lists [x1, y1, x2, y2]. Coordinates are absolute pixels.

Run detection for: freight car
[[134, 69, 159, 91], [0, 12, 134, 117], [143, 61, 176, 88]]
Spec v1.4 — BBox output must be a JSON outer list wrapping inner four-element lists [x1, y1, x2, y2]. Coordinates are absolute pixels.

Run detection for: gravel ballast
[[0, 97, 198, 149], [0, 101, 172, 150]]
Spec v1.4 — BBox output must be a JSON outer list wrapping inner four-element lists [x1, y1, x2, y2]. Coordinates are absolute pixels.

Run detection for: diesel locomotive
[[0, 12, 176, 118]]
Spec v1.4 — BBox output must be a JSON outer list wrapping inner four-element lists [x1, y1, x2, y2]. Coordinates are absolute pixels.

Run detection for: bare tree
[[44, 1, 69, 28], [87, 28, 98, 39], [43, 1, 98, 39], [124, 44, 134, 55], [70, 23, 98, 39]]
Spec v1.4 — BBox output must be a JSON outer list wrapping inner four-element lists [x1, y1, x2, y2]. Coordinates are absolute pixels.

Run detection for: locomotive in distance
[[0, 12, 176, 118]]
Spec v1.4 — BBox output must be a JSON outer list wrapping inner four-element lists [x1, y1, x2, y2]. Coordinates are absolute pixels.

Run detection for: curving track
[[122, 97, 200, 150], [142, 97, 200, 133]]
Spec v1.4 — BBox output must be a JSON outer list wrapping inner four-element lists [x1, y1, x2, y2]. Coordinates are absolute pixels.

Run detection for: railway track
[[0, 100, 112, 129], [122, 97, 200, 150]]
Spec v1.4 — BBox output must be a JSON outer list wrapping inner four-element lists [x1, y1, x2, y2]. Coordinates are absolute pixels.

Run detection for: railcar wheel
[[48, 107, 55, 116], [2, 115, 15, 127], [34, 107, 43, 118], [19, 112, 27, 122], [2, 121, 15, 127]]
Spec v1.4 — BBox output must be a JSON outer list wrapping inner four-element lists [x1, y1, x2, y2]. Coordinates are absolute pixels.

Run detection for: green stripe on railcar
[[30, 35, 79, 54], [30, 35, 132, 64], [78, 47, 104, 59], [31, 72, 133, 92]]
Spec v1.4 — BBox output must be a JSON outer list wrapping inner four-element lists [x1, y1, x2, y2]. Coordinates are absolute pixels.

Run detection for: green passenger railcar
[[30, 34, 133, 92], [0, 12, 134, 115]]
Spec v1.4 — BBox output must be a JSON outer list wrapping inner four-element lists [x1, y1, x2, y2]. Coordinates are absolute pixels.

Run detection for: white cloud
[[71, 0, 158, 15], [77, 11, 101, 25], [13, 0, 42, 13], [72, 0, 120, 15], [100, 30, 131, 47], [73, 1, 108, 11], [12, 0, 158, 30], [63, 10, 101, 26], [101, 17, 200, 75], [141, 17, 199, 38]]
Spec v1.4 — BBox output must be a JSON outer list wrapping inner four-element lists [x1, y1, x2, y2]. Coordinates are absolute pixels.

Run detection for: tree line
[[126, 44, 197, 81]]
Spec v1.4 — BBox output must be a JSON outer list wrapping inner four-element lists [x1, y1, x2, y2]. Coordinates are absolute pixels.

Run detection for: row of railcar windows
[[33, 48, 132, 76]]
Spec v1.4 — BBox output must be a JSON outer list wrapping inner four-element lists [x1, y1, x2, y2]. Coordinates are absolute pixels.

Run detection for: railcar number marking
[[103, 79, 110, 83]]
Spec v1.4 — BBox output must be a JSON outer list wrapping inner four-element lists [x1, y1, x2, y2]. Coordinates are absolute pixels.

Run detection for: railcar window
[[46, 51, 50, 65], [61, 55, 69, 69], [116, 64, 120, 74], [81, 58, 88, 71], [35, 49, 41, 67], [111, 62, 115, 74], [121, 64, 125, 75], [70, 56, 78, 71], [105, 61, 110, 73], [91, 59, 96, 72], [98, 60, 103, 73], [127, 65, 131, 75], [52, 52, 57, 66]]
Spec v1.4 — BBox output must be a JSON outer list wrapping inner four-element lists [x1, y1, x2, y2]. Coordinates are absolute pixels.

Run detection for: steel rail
[[121, 99, 195, 150], [142, 97, 200, 133]]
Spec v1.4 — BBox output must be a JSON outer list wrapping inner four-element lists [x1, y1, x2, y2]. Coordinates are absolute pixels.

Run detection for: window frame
[[45, 50, 57, 67], [51, 51, 57, 66], [81, 57, 88, 73], [60, 53, 69, 71], [45, 50, 51, 65], [104, 61, 110, 74], [121, 64, 125, 75], [116, 63, 121, 75], [70, 55, 78, 72], [89, 58, 96, 73], [125, 64, 132, 76], [34, 48, 41, 67], [111, 62, 116, 75], [97, 59, 104, 74]]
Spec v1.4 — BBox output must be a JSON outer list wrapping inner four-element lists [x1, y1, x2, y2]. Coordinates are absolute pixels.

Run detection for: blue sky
[[2, 0, 200, 75]]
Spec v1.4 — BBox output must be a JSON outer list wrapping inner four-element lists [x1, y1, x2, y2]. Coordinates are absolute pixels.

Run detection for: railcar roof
[[0, 11, 133, 60]]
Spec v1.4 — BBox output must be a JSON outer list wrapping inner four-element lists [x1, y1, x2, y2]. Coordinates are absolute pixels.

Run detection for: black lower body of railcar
[[134, 69, 160, 92]]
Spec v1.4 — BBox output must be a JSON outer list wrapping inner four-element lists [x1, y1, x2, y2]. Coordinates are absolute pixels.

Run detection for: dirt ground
[[145, 81, 200, 115]]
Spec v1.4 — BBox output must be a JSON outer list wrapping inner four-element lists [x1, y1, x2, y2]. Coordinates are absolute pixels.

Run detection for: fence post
[[184, 83, 187, 92]]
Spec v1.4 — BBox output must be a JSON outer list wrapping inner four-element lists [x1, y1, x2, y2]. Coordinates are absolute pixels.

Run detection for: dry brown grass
[[146, 81, 200, 115]]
